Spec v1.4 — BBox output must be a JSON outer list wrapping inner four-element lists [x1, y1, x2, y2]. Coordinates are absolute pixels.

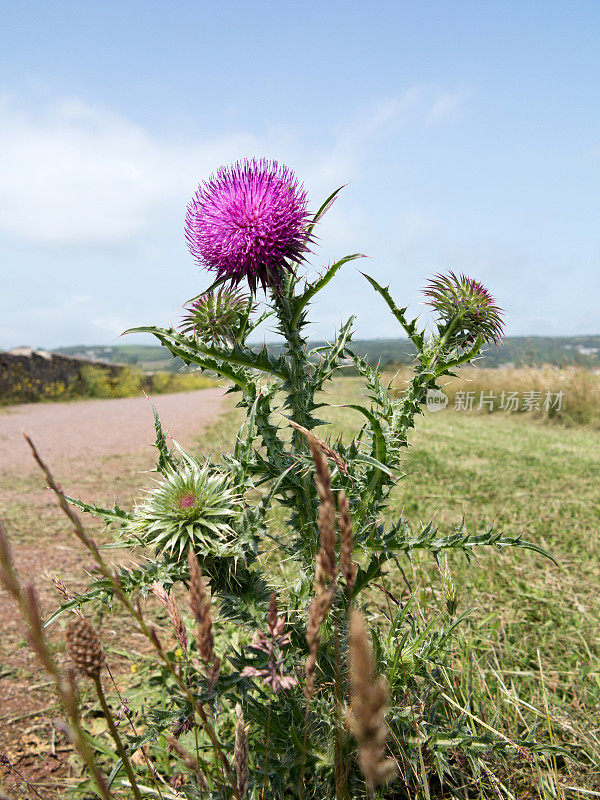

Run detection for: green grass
[[199, 378, 600, 792], [395, 409, 600, 788]]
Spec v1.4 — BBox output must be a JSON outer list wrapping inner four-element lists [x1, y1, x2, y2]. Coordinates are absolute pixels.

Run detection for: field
[[1, 377, 599, 796]]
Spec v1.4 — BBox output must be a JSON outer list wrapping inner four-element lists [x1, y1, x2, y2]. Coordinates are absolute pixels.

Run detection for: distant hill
[[56, 344, 180, 371], [347, 335, 600, 369], [55, 336, 600, 371]]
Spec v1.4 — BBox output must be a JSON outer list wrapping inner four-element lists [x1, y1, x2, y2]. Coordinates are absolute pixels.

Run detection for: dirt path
[[0, 388, 226, 472], [0, 389, 227, 797]]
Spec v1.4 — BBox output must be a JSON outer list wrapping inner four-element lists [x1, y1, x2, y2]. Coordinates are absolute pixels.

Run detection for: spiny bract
[[130, 458, 240, 560]]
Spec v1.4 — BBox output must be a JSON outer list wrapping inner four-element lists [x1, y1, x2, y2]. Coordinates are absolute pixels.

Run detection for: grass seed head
[[347, 611, 397, 791], [304, 583, 334, 699], [167, 736, 207, 788], [151, 582, 188, 653], [338, 491, 357, 593], [234, 704, 249, 798], [187, 550, 217, 668]]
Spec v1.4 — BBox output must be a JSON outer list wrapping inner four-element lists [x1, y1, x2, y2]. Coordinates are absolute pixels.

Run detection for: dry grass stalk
[[304, 582, 334, 700], [0, 522, 20, 598], [167, 736, 208, 789], [187, 550, 221, 684], [151, 581, 188, 653], [289, 419, 349, 475], [267, 591, 279, 636], [16, 439, 240, 799], [338, 491, 357, 594], [66, 617, 105, 679], [304, 440, 341, 699], [391, 365, 600, 427], [234, 704, 249, 798], [347, 611, 397, 791], [47, 572, 81, 611], [24, 584, 57, 676], [308, 438, 337, 585]]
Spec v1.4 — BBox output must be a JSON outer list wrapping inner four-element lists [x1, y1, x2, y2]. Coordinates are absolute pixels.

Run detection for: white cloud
[[425, 88, 471, 125], [0, 89, 467, 250], [0, 97, 267, 246]]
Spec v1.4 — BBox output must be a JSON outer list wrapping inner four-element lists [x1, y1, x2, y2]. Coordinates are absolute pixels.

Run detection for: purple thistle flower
[[424, 271, 505, 346], [185, 159, 311, 294]]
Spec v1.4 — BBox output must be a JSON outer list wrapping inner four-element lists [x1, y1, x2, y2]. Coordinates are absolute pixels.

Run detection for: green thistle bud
[[130, 457, 240, 560], [424, 271, 505, 347], [180, 287, 250, 346]]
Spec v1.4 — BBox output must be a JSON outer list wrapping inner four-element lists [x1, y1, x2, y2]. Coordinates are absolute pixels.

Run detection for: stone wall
[[0, 348, 123, 404]]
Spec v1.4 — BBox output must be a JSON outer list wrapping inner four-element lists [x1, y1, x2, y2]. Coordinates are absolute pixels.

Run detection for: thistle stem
[[271, 282, 317, 554]]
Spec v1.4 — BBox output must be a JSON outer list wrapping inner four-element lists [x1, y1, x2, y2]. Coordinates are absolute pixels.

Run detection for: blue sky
[[1, 0, 599, 348]]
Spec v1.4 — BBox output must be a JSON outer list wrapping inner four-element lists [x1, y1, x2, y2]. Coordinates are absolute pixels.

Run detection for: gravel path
[[0, 388, 226, 472]]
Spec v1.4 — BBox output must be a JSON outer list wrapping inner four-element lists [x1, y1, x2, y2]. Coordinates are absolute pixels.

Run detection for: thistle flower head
[[424, 271, 505, 345], [180, 287, 250, 346], [131, 459, 240, 560], [185, 158, 311, 293]]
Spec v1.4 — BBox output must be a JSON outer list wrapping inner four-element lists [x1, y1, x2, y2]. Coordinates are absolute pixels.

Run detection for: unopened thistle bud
[[424, 271, 505, 347], [180, 287, 250, 346], [66, 617, 105, 678]]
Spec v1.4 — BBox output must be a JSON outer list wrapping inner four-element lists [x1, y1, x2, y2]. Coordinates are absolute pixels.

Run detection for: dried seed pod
[[66, 617, 105, 678]]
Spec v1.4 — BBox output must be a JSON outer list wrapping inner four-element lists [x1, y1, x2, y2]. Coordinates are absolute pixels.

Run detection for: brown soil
[[0, 389, 225, 798], [0, 388, 225, 472]]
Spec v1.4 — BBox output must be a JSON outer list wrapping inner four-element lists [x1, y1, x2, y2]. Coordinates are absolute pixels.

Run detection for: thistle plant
[[1, 158, 559, 799]]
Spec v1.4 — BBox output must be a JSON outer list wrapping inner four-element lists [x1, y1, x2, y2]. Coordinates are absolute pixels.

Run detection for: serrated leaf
[[361, 272, 425, 349]]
